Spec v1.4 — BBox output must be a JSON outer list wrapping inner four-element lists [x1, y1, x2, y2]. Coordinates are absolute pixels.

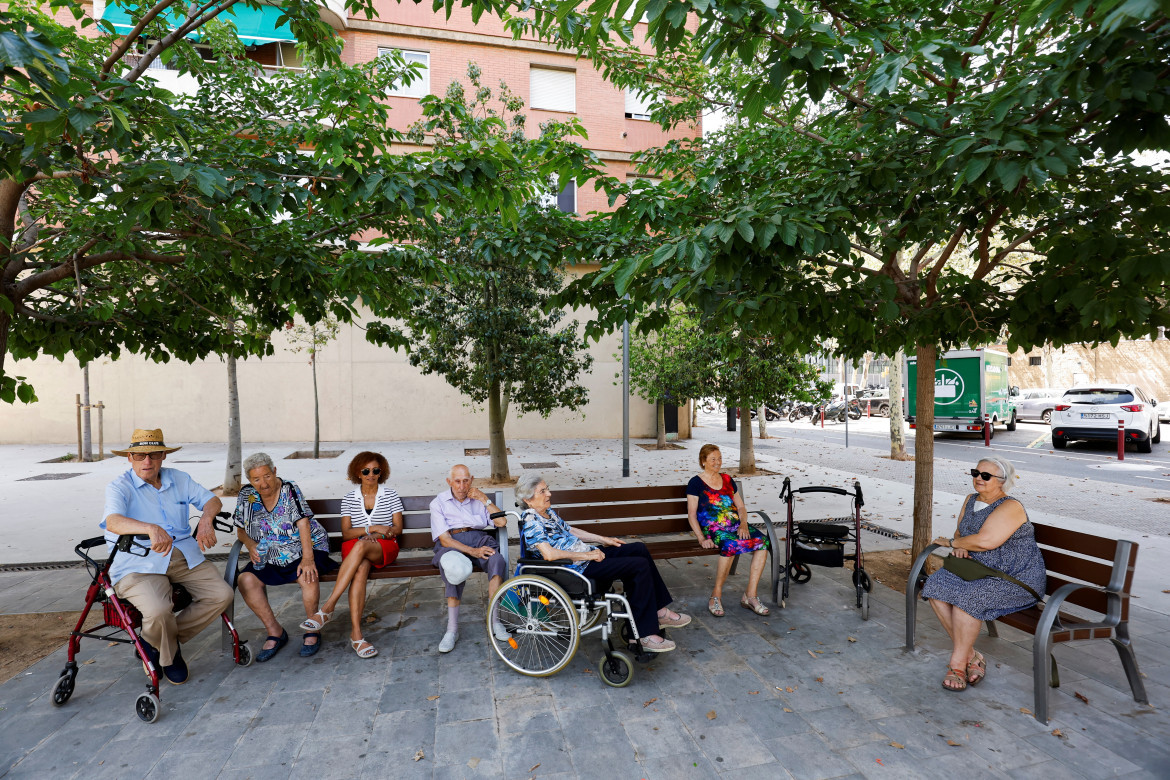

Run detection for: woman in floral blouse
[[233, 452, 337, 661]]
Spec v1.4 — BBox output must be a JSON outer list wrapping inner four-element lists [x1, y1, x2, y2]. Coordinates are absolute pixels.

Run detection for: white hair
[[242, 452, 275, 479], [515, 473, 546, 507], [977, 455, 1016, 492]]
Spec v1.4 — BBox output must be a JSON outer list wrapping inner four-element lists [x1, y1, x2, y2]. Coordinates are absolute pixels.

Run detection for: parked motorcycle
[[811, 398, 863, 424], [788, 401, 816, 422]]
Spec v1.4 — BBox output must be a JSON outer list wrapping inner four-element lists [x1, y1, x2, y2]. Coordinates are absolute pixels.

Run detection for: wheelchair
[[52, 515, 252, 723], [485, 512, 653, 687]]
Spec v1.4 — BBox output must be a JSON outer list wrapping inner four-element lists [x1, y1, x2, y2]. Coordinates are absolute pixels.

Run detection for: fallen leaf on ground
[[706, 710, 717, 720], [412, 603, 420, 608], [1019, 707, 1032, 715], [83, 659, 95, 665], [749, 691, 760, 695], [807, 650, 817, 659], [1051, 729, 1064, 738], [785, 686, 795, 692], [412, 751, 424, 762], [815, 677, 824, 683], [364, 614, 377, 624], [426, 695, 440, 701], [890, 742, 904, 749], [783, 707, 793, 713], [643, 698, 657, 707], [847, 636, 857, 643], [107, 641, 118, 647], [467, 758, 480, 769], [946, 739, 960, 747], [528, 764, 541, 772], [1074, 692, 1089, 704]]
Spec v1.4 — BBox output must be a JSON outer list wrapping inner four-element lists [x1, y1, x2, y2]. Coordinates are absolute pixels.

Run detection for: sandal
[[966, 650, 986, 686], [256, 630, 288, 663], [942, 666, 967, 692], [299, 610, 332, 631], [658, 610, 692, 628], [740, 596, 771, 616], [351, 638, 378, 658], [300, 632, 321, 658], [640, 635, 676, 653], [708, 597, 724, 617]]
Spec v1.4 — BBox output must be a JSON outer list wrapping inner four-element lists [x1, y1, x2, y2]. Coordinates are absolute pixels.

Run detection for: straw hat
[[111, 428, 182, 457]]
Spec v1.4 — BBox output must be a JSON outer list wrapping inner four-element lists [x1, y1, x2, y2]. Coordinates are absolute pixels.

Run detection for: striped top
[[341, 486, 404, 529]]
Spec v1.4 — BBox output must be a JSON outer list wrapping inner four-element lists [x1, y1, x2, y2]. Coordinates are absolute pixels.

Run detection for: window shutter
[[625, 87, 652, 119], [530, 67, 575, 112], [556, 180, 576, 214]]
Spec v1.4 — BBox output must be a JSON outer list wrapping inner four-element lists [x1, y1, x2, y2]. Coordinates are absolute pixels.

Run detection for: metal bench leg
[[1033, 634, 1054, 724], [904, 579, 920, 652], [985, 620, 998, 638], [1112, 624, 1149, 705]]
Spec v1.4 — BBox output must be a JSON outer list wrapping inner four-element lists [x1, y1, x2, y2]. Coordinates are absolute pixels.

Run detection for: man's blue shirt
[[101, 467, 215, 584]]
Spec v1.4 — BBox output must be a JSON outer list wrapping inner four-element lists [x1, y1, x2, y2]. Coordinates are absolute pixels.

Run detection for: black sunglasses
[[361, 468, 382, 476], [969, 468, 1003, 481]]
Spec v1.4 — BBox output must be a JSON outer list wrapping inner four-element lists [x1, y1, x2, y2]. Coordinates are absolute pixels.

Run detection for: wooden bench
[[533, 485, 780, 592], [904, 523, 1147, 723], [221, 491, 505, 646]]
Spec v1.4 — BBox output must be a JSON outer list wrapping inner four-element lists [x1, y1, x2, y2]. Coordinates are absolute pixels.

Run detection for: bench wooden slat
[[554, 501, 689, 522], [1034, 525, 1118, 562], [552, 485, 689, 504], [1040, 549, 1115, 588]]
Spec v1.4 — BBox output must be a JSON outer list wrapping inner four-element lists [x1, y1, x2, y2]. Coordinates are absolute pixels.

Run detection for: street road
[[703, 410, 1170, 492]]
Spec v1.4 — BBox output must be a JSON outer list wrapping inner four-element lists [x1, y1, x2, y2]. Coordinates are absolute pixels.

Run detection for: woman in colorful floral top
[[233, 452, 337, 661], [686, 444, 771, 618], [517, 473, 690, 653]]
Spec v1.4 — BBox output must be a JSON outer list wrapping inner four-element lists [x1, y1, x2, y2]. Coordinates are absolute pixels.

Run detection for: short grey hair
[[242, 452, 275, 479], [515, 473, 546, 507], [977, 456, 1016, 492]]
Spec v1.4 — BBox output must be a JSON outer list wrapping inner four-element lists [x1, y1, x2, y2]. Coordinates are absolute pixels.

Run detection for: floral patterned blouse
[[232, 480, 329, 567]]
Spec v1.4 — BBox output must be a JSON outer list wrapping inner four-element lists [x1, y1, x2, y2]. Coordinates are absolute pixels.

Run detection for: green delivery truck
[[906, 349, 1018, 437]]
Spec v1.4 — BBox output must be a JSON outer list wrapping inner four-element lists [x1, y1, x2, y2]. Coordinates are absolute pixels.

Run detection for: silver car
[[1014, 388, 1064, 424]]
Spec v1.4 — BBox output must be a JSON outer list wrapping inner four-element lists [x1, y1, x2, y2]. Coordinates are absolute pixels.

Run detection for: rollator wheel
[[599, 649, 636, 688], [237, 642, 254, 667], [487, 575, 579, 678], [135, 692, 160, 723], [51, 671, 75, 706], [860, 589, 870, 621], [789, 562, 812, 584]]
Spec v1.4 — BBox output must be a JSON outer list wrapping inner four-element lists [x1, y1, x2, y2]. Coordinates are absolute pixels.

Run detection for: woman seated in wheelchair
[[516, 473, 690, 653]]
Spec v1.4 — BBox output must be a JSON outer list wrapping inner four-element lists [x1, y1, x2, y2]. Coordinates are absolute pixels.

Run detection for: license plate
[[933, 423, 960, 431], [1081, 413, 1110, 419]]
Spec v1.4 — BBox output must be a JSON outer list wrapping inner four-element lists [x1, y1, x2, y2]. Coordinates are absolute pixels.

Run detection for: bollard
[[983, 413, 991, 447], [1118, 419, 1125, 461], [820, 407, 825, 428], [96, 401, 105, 460], [867, 400, 872, 418]]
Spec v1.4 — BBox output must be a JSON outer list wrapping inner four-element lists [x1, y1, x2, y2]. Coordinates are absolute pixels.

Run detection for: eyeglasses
[[130, 452, 165, 462], [361, 468, 382, 476], [969, 468, 1003, 481]]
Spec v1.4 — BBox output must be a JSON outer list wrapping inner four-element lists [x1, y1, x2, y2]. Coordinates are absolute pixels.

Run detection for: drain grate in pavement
[[285, 450, 343, 459], [860, 521, 910, 539], [521, 462, 560, 469], [464, 448, 512, 456], [18, 473, 85, 482], [551, 453, 581, 456], [0, 551, 230, 573]]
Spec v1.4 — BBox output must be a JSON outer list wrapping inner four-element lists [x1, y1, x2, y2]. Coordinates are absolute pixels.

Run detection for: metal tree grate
[[521, 462, 560, 469], [18, 473, 86, 482]]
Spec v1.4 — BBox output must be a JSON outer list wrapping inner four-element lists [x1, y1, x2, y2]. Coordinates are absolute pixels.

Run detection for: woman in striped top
[[300, 451, 403, 657]]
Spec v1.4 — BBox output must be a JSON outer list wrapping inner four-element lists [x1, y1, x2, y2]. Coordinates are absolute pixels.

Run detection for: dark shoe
[[256, 630, 289, 663], [163, 646, 189, 685], [137, 638, 160, 676], [300, 632, 321, 657]]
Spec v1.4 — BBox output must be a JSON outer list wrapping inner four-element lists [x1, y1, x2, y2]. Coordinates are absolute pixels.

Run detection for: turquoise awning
[[100, 2, 296, 47]]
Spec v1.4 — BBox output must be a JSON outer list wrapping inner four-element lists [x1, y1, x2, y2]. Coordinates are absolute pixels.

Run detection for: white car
[[1156, 399, 1170, 424], [1050, 384, 1162, 453]]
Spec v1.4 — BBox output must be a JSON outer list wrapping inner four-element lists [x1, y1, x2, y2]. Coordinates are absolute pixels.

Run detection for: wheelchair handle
[[115, 534, 152, 557], [212, 511, 234, 534], [792, 486, 850, 496]]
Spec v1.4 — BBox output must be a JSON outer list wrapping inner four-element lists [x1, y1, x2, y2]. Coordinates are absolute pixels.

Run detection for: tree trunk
[[1043, 342, 1054, 387], [738, 406, 756, 474], [223, 351, 242, 496], [757, 404, 768, 439], [487, 375, 510, 482], [656, 400, 667, 449], [911, 343, 937, 559], [311, 350, 320, 459], [691, 400, 698, 428], [0, 311, 9, 380], [81, 364, 93, 461], [889, 348, 907, 459]]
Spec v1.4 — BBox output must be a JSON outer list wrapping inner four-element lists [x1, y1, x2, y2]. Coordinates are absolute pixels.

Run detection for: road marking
[[1027, 433, 1049, 449]]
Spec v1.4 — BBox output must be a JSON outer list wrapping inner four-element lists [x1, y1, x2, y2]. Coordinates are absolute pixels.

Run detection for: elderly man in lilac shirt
[[429, 464, 508, 653]]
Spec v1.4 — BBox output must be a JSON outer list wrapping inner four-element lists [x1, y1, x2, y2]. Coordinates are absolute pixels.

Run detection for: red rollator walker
[[51, 516, 252, 723], [778, 478, 872, 620]]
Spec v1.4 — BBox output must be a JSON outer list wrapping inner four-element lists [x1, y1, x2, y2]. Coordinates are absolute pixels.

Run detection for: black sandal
[[256, 630, 288, 663], [300, 632, 321, 657]]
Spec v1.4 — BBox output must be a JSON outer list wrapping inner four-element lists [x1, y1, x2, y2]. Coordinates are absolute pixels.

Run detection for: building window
[[1029, 356, 1042, 366], [530, 66, 575, 112], [539, 175, 576, 214], [380, 48, 429, 98], [625, 87, 652, 120]]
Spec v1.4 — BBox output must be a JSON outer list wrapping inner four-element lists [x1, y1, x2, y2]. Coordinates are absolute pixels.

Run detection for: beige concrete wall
[[1007, 339, 1170, 400], [0, 313, 666, 445]]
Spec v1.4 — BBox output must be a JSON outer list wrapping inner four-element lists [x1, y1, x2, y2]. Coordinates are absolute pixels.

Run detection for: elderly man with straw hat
[[102, 429, 234, 685]]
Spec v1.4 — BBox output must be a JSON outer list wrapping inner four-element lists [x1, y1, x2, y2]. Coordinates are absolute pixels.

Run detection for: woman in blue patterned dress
[[686, 444, 771, 618], [233, 453, 337, 661], [922, 456, 1046, 691]]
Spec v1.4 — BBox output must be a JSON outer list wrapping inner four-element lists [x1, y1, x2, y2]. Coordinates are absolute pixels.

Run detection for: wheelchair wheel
[[51, 670, 75, 706], [599, 649, 635, 688], [618, 618, 635, 646], [789, 562, 812, 583], [237, 642, 254, 667], [488, 575, 579, 678], [135, 692, 160, 723]]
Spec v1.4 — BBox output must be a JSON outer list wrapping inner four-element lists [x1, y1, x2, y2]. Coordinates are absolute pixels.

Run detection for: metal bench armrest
[[1038, 582, 1117, 634], [904, 543, 942, 652]]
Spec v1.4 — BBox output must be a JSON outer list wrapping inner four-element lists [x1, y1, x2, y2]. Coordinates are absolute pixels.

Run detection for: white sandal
[[299, 610, 332, 631], [351, 638, 378, 658]]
